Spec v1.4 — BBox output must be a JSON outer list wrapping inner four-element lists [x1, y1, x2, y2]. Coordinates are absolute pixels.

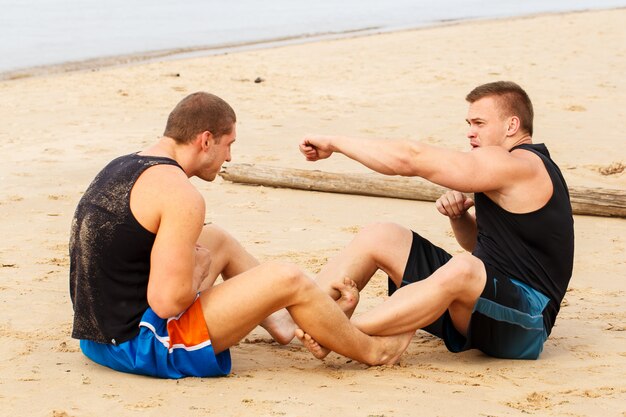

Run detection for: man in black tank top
[[69, 92, 415, 378], [298, 81, 574, 360]]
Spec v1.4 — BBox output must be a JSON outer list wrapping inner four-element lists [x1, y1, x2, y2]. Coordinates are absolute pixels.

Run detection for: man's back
[[70, 153, 182, 345]]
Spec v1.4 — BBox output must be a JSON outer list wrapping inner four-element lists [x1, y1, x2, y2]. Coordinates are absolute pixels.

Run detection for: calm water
[[0, 0, 624, 74]]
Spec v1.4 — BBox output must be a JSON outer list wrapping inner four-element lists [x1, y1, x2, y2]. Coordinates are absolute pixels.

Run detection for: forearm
[[450, 212, 478, 252], [329, 136, 422, 176], [147, 245, 202, 318]]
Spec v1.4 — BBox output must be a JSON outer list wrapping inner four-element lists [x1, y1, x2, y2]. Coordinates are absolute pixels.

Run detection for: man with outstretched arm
[[297, 81, 574, 360], [69, 92, 413, 379]]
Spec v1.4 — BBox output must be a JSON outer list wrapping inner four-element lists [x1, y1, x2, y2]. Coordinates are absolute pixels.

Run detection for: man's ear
[[506, 116, 521, 136], [199, 131, 214, 151]]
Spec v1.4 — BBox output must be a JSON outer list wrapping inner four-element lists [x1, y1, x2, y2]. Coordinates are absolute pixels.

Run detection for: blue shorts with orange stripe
[[80, 297, 231, 378]]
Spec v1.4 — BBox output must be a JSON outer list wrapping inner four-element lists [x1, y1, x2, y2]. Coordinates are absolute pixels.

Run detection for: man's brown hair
[[164, 92, 236, 144], [466, 81, 534, 136]]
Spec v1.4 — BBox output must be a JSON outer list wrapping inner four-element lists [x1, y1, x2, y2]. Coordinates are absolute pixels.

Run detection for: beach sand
[[1, 7, 625, 417]]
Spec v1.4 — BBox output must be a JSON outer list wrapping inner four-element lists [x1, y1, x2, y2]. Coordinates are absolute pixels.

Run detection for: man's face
[[465, 96, 509, 149], [199, 123, 236, 181]]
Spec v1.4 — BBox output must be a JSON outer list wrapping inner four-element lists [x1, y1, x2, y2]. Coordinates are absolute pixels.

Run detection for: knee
[[359, 222, 403, 237], [436, 253, 484, 296], [201, 223, 231, 245], [356, 222, 409, 246], [201, 223, 242, 253], [265, 261, 314, 293]]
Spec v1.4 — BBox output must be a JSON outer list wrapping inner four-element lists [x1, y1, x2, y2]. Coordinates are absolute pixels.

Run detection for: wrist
[[327, 136, 341, 153], [450, 211, 470, 222]]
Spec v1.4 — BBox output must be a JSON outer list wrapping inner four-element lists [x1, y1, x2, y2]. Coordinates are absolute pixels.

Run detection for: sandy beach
[[1, 7, 625, 417]]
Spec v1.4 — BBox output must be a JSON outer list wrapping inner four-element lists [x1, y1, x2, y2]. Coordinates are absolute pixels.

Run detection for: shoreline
[[3, 6, 624, 82], [0, 27, 378, 81]]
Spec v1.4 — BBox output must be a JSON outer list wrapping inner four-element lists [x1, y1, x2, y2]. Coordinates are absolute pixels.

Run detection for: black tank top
[[472, 143, 574, 333], [69, 153, 183, 344]]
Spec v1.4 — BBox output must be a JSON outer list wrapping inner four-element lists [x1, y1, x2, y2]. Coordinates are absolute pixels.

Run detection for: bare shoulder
[[475, 146, 544, 180], [509, 147, 552, 185], [510, 146, 544, 166], [438, 146, 533, 193], [492, 147, 552, 213], [131, 164, 205, 233]]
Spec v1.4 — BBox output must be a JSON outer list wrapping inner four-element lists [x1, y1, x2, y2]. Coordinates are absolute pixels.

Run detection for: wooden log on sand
[[219, 163, 626, 218]]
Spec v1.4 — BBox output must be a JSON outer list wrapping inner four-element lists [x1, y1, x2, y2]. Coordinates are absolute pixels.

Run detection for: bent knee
[[359, 222, 406, 237], [200, 223, 233, 246], [264, 261, 312, 288], [436, 253, 485, 296], [356, 222, 411, 246]]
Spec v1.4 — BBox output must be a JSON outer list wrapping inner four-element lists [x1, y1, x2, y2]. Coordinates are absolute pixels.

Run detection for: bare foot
[[295, 328, 413, 365], [331, 277, 360, 316], [295, 328, 330, 360], [377, 331, 414, 365], [261, 309, 296, 345]]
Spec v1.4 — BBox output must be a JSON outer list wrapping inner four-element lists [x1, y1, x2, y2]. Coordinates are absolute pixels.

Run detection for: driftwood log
[[219, 163, 626, 218]]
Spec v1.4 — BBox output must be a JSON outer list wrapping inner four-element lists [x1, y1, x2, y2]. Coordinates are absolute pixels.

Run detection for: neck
[[140, 137, 193, 177], [506, 133, 532, 150]]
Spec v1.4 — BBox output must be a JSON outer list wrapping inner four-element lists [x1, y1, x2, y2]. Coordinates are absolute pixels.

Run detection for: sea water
[[0, 0, 624, 74]]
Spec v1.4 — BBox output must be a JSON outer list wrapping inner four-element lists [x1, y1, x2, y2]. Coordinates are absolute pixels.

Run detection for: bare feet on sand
[[261, 309, 296, 345], [295, 328, 331, 359], [296, 328, 413, 365], [379, 331, 414, 365], [263, 278, 359, 345], [294, 277, 360, 359]]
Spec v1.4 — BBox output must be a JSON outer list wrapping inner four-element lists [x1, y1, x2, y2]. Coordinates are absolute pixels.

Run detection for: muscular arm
[[300, 135, 534, 194], [147, 193, 206, 318], [132, 165, 210, 318]]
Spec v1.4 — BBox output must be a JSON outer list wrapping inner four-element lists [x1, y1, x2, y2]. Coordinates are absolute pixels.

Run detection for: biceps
[[148, 215, 203, 291]]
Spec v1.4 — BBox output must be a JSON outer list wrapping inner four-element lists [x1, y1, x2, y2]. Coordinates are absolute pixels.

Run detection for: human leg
[[352, 253, 487, 337], [315, 222, 414, 315], [291, 222, 413, 357], [195, 223, 259, 287], [200, 261, 413, 365], [297, 230, 455, 358], [196, 223, 295, 344]]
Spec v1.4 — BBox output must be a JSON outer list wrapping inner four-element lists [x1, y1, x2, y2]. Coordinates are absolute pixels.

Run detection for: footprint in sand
[[565, 104, 586, 112]]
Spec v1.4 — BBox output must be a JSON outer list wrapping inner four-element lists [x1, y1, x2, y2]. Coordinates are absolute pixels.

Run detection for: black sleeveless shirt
[[472, 144, 574, 334], [69, 153, 183, 344]]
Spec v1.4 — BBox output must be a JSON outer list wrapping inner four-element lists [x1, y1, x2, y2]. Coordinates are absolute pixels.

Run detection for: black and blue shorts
[[389, 231, 550, 360]]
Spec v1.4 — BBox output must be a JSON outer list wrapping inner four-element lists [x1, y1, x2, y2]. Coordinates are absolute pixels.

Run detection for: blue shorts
[[390, 232, 550, 360], [80, 297, 231, 378]]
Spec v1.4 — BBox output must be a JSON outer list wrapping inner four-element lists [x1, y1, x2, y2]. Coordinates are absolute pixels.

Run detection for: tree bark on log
[[219, 163, 626, 218]]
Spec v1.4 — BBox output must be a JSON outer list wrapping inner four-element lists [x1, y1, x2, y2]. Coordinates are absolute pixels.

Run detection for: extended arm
[[300, 134, 528, 194]]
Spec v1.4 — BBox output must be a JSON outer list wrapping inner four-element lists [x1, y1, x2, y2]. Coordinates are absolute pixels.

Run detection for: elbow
[[148, 299, 179, 319], [395, 162, 419, 177], [147, 291, 189, 319], [393, 140, 423, 176]]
